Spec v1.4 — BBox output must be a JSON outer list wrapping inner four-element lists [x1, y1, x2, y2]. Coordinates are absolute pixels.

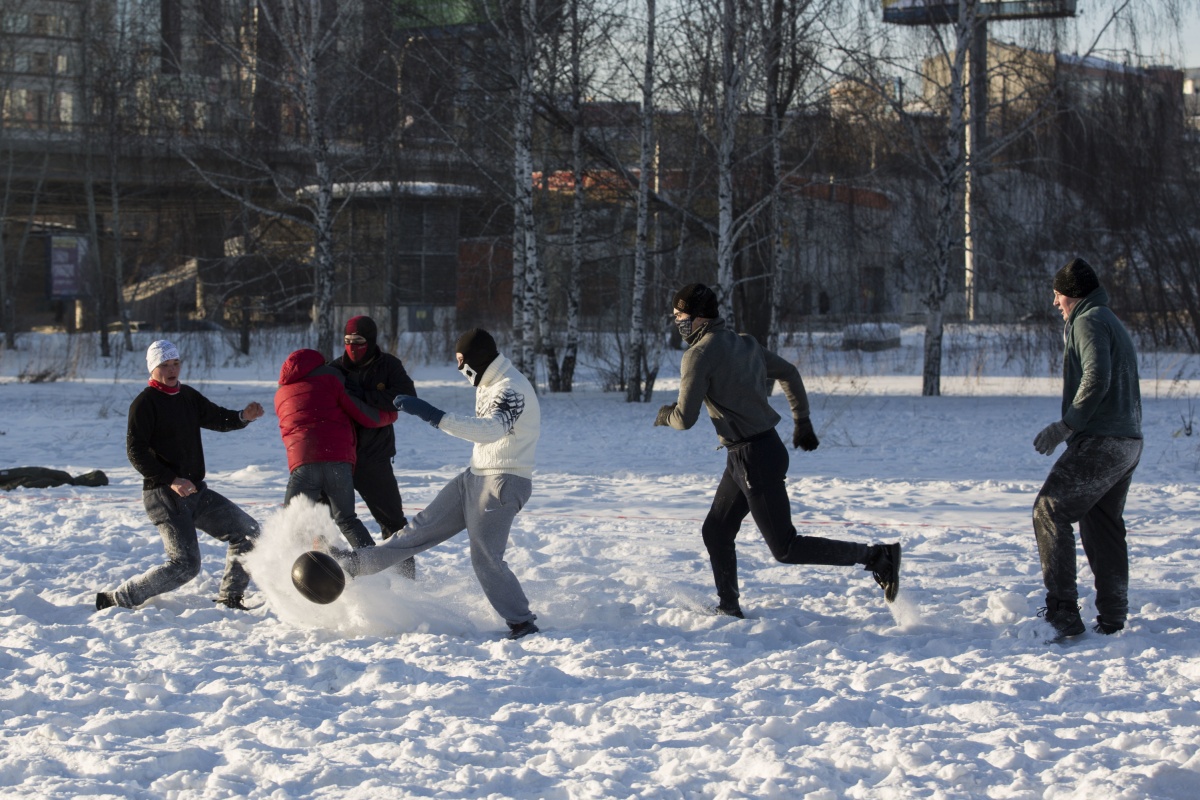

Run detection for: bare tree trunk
[[921, 1, 975, 398], [557, 0, 585, 393], [509, 0, 540, 383], [765, 0, 785, 353], [110, 167, 133, 352], [627, 0, 657, 403], [714, 0, 739, 322]]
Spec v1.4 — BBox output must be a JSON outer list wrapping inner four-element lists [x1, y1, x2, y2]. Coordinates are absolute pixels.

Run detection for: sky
[[2, 326, 1200, 798]]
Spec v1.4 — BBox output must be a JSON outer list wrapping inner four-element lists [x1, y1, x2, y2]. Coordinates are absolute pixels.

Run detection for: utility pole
[[883, 0, 1077, 321]]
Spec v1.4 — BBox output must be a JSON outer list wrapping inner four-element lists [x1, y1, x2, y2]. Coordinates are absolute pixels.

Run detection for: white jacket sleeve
[[437, 387, 526, 444]]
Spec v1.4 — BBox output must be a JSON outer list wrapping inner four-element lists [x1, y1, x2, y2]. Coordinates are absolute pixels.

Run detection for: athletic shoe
[[507, 620, 539, 640], [1093, 616, 1125, 635], [95, 592, 116, 611], [216, 594, 251, 611], [1038, 603, 1085, 640], [866, 542, 901, 602], [711, 604, 745, 619]]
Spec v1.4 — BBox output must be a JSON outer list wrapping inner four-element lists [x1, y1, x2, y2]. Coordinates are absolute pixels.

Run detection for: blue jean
[[285, 462, 374, 548], [348, 470, 536, 625], [114, 484, 259, 607]]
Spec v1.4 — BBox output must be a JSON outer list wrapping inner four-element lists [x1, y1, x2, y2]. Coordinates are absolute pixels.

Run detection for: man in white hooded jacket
[[337, 328, 541, 639]]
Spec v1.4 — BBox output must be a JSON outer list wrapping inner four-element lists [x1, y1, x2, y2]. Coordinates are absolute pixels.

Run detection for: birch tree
[[625, 0, 657, 403], [179, 0, 369, 357]]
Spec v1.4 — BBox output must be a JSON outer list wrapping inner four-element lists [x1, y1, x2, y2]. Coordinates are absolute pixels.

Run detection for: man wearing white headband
[[96, 340, 266, 612]]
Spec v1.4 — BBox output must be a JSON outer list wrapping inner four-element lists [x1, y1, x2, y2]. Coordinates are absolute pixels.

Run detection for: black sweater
[[126, 385, 247, 490]]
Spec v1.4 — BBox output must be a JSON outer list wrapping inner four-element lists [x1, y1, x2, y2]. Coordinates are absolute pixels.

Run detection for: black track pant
[[702, 429, 868, 608], [354, 455, 415, 577], [1033, 435, 1141, 625]]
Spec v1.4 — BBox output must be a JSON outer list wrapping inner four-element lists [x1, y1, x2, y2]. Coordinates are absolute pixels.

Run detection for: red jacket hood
[[279, 349, 327, 386]]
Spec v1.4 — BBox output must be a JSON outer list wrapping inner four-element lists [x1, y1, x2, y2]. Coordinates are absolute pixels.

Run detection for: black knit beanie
[[345, 315, 378, 344], [1053, 258, 1100, 299], [455, 328, 499, 381], [672, 283, 720, 318]]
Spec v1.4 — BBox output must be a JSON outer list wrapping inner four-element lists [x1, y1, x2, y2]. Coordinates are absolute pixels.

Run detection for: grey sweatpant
[[349, 469, 536, 625], [114, 485, 259, 608]]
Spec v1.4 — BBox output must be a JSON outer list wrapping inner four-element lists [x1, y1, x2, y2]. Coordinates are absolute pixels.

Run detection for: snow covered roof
[[295, 181, 482, 200]]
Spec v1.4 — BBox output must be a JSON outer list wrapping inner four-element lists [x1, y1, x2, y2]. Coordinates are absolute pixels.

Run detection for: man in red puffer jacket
[[275, 348, 397, 548]]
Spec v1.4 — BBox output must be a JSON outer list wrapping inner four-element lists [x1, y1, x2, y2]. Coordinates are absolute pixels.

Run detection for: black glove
[[793, 417, 819, 451], [654, 403, 677, 427], [1033, 420, 1071, 455]]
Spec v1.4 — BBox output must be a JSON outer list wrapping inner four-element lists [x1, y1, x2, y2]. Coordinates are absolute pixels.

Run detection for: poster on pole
[[48, 236, 87, 300], [882, 0, 1076, 25]]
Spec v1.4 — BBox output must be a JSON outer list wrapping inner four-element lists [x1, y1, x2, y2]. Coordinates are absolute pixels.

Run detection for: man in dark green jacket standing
[[1033, 258, 1143, 641], [655, 283, 900, 619]]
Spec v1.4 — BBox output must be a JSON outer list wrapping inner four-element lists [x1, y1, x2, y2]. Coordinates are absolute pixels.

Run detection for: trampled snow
[[2, 327, 1199, 799]]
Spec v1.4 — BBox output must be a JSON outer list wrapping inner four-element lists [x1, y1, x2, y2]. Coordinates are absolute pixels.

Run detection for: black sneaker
[[507, 620, 539, 640], [1037, 603, 1085, 640], [865, 542, 901, 603], [95, 591, 116, 611], [711, 604, 745, 619], [216, 594, 251, 611], [1093, 616, 1125, 635]]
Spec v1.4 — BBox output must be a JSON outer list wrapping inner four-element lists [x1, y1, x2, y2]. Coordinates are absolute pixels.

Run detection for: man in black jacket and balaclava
[[333, 315, 418, 577], [655, 283, 901, 619]]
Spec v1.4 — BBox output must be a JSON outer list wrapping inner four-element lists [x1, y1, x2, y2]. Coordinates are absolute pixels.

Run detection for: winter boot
[[1038, 601, 1085, 640], [711, 603, 745, 619], [95, 591, 116, 611], [1093, 615, 1125, 635], [864, 542, 902, 602], [507, 620, 539, 640]]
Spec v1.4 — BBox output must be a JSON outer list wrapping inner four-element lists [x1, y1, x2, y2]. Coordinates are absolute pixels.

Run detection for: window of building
[[2, 14, 29, 34]]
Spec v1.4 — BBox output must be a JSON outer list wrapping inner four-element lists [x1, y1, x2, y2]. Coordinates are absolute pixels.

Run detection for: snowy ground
[[2, 327, 1200, 799]]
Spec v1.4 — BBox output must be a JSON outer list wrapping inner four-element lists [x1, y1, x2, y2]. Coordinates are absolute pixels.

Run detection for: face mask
[[676, 316, 694, 339], [345, 343, 369, 363], [459, 362, 479, 386]]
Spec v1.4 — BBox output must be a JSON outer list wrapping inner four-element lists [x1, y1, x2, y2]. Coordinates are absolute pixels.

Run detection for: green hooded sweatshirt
[[1061, 286, 1142, 440]]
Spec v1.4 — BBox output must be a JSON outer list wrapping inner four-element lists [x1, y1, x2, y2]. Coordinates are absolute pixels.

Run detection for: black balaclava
[[672, 283, 720, 338], [344, 316, 378, 364], [1053, 258, 1100, 299], [455, 328, 499, 386]]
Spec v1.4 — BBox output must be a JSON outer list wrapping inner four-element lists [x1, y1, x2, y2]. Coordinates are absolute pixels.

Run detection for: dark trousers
[[285, 462, 374, 548], [702, 429, 868, 607], [1033, 435, 1142, 625], [353, 455, 415, 577], [353, 455, 409, 536]]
